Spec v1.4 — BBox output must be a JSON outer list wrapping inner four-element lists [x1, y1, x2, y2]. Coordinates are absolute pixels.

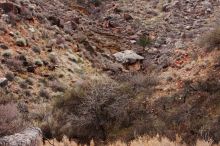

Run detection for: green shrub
[[137, 35, 152, 48]]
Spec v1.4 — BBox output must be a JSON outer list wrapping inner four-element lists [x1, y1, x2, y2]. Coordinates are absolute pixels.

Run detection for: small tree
[[52, 80, 132, 144], [50, 74, 158, 145]]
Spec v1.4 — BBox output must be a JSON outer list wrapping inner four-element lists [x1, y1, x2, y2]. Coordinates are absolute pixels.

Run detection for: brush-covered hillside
[[0, 0, 219, 145]]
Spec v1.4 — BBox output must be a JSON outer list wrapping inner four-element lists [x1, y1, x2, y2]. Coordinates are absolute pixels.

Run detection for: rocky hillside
[[0, 0, 219, 145]]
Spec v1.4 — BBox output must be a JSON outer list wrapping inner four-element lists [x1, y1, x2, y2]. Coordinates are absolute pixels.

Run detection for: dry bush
[[51, 79, 133, 144], [151, 72, 220, 145], [115, 73, 158, 95], [0, 103, 25, 136], [45, 74, 158, 145], [0, 89, 15, 104], [49, 80, 66, 92], [2, 58, 24, 73], [200, 27, 220, 51], [42, 71, 220, 145]]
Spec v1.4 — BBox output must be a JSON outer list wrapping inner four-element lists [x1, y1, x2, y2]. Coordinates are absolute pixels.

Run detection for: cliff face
[[0, 128, 42, 146]]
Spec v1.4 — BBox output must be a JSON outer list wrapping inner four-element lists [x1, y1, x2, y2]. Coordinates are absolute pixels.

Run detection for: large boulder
[[113, 50, 144, 64], [0, 127, 42, 146], [0, 77, 8, 87]]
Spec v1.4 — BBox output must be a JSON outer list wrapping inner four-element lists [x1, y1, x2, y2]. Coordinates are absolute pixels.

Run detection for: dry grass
[[43, 136, 220, 146]]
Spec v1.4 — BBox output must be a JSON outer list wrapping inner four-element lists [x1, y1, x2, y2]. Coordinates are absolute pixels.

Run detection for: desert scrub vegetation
[[41, 71, 220, 145], [200, 26, 220, 51], [42, 73, 158, 145], [0, 103, 26, 136], [152, 71, 220, 144]]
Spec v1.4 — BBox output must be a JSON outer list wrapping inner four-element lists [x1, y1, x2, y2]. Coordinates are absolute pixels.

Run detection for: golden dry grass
[[42, 136, 220, 146]]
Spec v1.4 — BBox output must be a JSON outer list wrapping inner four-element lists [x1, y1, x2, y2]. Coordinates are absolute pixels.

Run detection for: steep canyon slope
[[0, 0, 219, 145]]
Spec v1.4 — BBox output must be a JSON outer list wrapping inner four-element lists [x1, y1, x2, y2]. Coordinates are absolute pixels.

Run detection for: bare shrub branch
[[0, 103, 26, 136]]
